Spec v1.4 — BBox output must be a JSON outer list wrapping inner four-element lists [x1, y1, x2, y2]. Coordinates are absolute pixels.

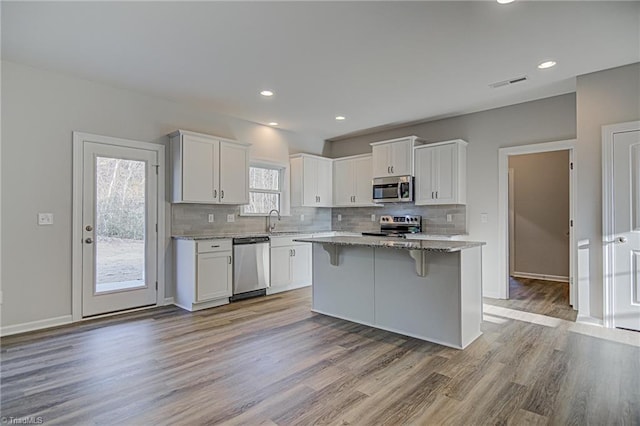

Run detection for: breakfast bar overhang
[[294, 236, 486, 349]]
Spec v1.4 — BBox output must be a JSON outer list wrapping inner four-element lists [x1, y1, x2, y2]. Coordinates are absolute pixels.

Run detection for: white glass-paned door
[[82, 142, 157, 317]]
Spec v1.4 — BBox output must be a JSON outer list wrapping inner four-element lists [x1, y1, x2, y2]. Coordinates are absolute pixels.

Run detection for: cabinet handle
[[387, 166, 391, 174], [293, 249, 296, 256], [221, 190, 224, 199], [431, 191, 434, 199], [318, 196, 321, 203], [289, 249, 292, 256], [213, 189, 217, 198], [211, 245, 220, 248], [435, 191, 438, 199], [228, 256, 232, 264], [391, 166, 394, 174]]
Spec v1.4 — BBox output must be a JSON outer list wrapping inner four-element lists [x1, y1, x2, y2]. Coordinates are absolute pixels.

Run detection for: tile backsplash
[[173, 203, 466, 236], [171, 204, 332, 236], [331, 204, 467, 235]]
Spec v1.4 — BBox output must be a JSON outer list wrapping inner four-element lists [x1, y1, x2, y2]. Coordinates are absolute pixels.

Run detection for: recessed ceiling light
[[268, 122, 279, 126], [537, 60, 557, 69], [497, 0, 514, 4], [335, 116, 346, 121], [260, 90, 274, 97]]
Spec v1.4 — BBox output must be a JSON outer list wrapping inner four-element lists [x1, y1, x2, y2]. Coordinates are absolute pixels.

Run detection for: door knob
[[617, 236, 628, 243], [85, 238, 93, 244]]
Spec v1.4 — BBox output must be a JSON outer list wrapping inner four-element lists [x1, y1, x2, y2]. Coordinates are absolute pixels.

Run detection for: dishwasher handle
[[233, 236, 270, 245]]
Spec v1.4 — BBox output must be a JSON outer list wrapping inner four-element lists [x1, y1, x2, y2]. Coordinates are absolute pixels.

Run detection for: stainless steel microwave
[[372, 176, 413, 203]]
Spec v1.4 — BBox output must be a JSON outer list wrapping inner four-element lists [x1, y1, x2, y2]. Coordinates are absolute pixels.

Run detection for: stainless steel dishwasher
[[231, 236, 270, 301]]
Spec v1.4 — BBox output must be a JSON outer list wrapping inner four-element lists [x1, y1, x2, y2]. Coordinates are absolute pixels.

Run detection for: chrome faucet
[[267, 209, 281, 233]]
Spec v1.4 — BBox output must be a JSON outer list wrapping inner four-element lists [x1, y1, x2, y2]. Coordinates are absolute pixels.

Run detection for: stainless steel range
[[362, 215, 421, 238]]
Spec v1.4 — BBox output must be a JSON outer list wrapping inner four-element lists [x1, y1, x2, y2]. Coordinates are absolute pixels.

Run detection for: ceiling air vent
[[489, 75, 529, 89]]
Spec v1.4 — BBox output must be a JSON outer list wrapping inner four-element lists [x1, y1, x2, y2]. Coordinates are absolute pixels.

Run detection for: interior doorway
[[497, 140, 577, 312], [507, 150, 572, 315]]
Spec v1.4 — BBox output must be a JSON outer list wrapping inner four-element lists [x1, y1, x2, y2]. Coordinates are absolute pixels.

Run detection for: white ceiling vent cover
[[489, 76, 529, 89]]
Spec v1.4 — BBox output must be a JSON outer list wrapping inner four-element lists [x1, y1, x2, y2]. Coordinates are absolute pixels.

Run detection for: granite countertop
[[172, 231, 333, 240], [293, 236, 485, 252]]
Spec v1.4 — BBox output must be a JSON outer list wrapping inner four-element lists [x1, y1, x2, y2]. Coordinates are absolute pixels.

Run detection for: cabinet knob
[[85, 238, 93, 244], [85, 225, 93, 232]]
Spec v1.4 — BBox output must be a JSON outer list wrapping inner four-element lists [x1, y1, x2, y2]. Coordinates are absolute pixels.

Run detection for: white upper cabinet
[[371, 136, 425, 178], [333, 154, 374, 206], [290, 154, 333, 207], [218, 141, 249, 204], [170, 130, 249, 204], [414, 139, 467, 205]]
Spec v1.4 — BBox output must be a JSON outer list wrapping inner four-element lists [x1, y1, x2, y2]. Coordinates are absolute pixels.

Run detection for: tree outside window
[[242, 166, 282, 215]]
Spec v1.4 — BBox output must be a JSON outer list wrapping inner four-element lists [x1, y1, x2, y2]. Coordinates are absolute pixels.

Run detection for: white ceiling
[[2, 1, 639, 140]]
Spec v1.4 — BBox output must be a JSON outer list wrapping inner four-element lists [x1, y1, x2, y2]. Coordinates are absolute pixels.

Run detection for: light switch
[[446, 214, 453, 223], [337, 214, 342, 222], [38, 213, 54, 225], [371, 214, 376, 222], [300, 214, 305, 222], [208, 214, 215, 223], [480, 213, 488, 223], [227, 214, 235, 222]]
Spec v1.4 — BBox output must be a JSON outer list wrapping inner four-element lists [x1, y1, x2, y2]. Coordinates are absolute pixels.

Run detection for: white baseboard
[[266, 282, 311, 295], [483, 291, 503, 299], [512, 272, 569, 283], [576, 315, 603, 326], [1, 315, 73, 337], [163, 297, 175, 306]]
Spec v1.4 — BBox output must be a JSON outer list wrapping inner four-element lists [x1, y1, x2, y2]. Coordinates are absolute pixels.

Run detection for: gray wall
[[328, 93, 577, 299], [576, 62, 640, 319], [509, 151, 569, 279], [1, 61, 326, 328]]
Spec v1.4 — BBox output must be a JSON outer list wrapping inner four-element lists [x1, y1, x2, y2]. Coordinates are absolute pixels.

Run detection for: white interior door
[[612, 129, 640, 330], [82, 141, 158, 317]]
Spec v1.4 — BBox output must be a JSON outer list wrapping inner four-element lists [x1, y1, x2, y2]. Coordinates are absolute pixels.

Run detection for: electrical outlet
[[371, 214, 376, 222], [300, 214, 305, 222], [480, 213, 488, 223], [38, 213, 54, 225], [208, 214, 215, 223], [227, 214, 235, 222], [446, 214, 453, 223], [337, 214, 342, 222]]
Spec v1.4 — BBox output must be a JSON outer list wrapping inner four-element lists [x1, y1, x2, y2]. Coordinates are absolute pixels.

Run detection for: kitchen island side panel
[[460, 245, 483, 347], [312, 245, 375, 324], [373, 249, 463, 348]]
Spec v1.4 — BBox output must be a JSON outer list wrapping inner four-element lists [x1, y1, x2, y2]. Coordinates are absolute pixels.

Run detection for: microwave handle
[[397, 182, 402, 200]]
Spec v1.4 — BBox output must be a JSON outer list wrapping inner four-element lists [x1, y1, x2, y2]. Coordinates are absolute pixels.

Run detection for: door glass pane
[[95, 157, 146, 293]]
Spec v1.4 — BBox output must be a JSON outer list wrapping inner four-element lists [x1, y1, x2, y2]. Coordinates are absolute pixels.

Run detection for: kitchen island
[[294, 236, 485, 349]]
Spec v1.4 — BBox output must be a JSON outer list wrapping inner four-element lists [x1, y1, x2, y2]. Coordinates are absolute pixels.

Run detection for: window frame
[[241, 163, 285, 217]]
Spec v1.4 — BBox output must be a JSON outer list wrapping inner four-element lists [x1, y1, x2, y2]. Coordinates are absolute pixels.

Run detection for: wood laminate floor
[[484, 277, 578, 322], [2, 287, 639, 425]]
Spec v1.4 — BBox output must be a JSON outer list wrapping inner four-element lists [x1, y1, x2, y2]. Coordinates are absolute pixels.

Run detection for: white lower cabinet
[[268, 235, 313, 294], [174, 238, 232, 311]]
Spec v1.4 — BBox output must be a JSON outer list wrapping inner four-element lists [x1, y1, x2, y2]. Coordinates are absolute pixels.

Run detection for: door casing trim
[[497, 140, 577, 306], [602, 120, 640, 328], [72, 132, 166, 322]]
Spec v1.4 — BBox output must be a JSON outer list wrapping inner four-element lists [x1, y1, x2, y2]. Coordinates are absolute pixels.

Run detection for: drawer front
[[197, 239, 232, 253], [270, 234, 312, 248]]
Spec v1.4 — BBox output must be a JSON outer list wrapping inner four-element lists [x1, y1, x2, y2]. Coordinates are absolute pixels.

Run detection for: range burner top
[[362, 215, 421, 238]]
